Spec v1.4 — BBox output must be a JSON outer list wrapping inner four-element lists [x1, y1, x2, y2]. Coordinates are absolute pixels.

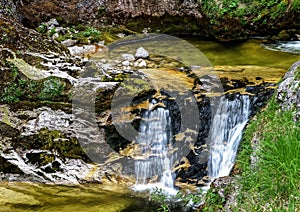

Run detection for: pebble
[[134, 59, 147, 68], [122, 60, 130, 66], [121, 53, 135, 62]]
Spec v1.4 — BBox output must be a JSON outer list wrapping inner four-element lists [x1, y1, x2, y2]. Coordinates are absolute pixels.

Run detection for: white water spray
[[208, 95, 251, 179], [133, 101, 176, 194]]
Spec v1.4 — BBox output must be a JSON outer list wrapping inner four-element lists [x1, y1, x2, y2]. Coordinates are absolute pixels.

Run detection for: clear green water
[[2, 39, 300, 212], [0, 182, 154, 212], [188, 39, 300, 69]]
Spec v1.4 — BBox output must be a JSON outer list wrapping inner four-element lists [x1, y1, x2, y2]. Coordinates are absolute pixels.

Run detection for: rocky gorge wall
[[10, 0, 300, 40]]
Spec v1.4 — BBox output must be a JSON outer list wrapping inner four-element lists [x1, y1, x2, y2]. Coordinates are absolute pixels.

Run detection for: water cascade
[[208, 95, 251, 179], [133, 100, 176, 194]]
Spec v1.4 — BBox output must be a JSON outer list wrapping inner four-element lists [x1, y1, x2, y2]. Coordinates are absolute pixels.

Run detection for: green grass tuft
[[236, 97, 300, 211]]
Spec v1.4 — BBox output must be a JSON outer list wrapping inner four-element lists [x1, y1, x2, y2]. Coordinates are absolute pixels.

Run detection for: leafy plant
[[39, 77, 65, 101], [1, 83, 23, 103], [150, 188, 171, 212], [48, 28, 57, 37]]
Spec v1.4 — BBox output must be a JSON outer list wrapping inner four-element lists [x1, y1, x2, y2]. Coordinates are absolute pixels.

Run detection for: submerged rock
[[121, 53, 135, 62], [0, 187, 41, 206], [68, 45, 97, 56]]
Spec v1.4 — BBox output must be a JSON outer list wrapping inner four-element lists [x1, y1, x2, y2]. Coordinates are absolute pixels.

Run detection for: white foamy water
[[263, 41, 300, 54], [208, 95, 251, 179], [133, 102, 177, 195]]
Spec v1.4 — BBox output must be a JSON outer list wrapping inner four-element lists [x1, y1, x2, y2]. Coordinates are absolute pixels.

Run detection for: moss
[[0, 19, 66, 55], [277, 30, 290, 40], [0, 106, 12, 127], [0, 61, 72, 104], [12, 129, 91, 162], [0, 122, 20, 138]]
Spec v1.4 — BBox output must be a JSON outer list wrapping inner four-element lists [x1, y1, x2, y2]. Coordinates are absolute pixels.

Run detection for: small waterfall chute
[[133, 100, 177, 195], [208, 95, 251, 179]]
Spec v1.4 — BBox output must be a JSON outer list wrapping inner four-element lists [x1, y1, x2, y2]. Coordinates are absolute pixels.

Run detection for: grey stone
[[68, 45, 96, 55], [122, 60, 130, 66], [134, 59, 147, 68], [62, 39, 77, 47], [121, 53, 135, 61], [135, 47, 149, 59], [276, 60, 300, 121], [46, 18, 59, 30]]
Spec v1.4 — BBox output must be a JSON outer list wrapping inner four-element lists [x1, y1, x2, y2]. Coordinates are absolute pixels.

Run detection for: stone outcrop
[[14, 0, 300, 40], [277, 60, 300, 120]]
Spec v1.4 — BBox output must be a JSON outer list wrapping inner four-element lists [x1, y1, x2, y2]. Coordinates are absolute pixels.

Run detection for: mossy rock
[[12, 129, 91, 162], [0, 122, 20, 138], [0, 61, 73, 104], [0, 19, 67, 57]]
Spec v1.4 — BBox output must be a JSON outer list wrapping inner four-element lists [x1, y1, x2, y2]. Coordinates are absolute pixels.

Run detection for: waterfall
[[133, 100, 176, 194], [208, 95, 251, 179]]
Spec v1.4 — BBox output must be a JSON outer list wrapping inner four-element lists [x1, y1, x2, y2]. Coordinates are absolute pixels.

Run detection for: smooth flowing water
[[189, 39, 299, 68], [208, 95, 251, 179], [134, 101, 176, 194]]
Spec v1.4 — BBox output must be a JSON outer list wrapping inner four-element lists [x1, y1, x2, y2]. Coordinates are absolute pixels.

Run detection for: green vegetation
[[201, 0, 298, 21], [39, 77, 66, 101], [36, 23, 47, 33], [36, 22, 118, 44], [202, 187, 229, 211], [0, 62, 69, 104], [236, 97, 300, 210], [150, 187, 203, 211], [200, 0, 300, 39]]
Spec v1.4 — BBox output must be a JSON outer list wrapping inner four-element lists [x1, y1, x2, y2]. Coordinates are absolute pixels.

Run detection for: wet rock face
[[17, 0, 80, 27], [17, 0, 202, 27], [101, 0, 202, 19]]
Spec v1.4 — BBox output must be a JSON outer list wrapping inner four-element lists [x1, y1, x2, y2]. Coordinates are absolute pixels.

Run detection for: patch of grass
[[294, 66, 300, 80], [202, 188, 227, 211], [236, 97, 300, 211]]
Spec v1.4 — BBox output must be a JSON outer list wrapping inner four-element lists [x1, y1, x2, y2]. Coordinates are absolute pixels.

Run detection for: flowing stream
[[208, 95, 251, 179], [134, 100, 176, 194]]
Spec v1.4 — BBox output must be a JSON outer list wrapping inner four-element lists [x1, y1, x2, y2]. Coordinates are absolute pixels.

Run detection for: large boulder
[[277, 60, 300, 120]]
